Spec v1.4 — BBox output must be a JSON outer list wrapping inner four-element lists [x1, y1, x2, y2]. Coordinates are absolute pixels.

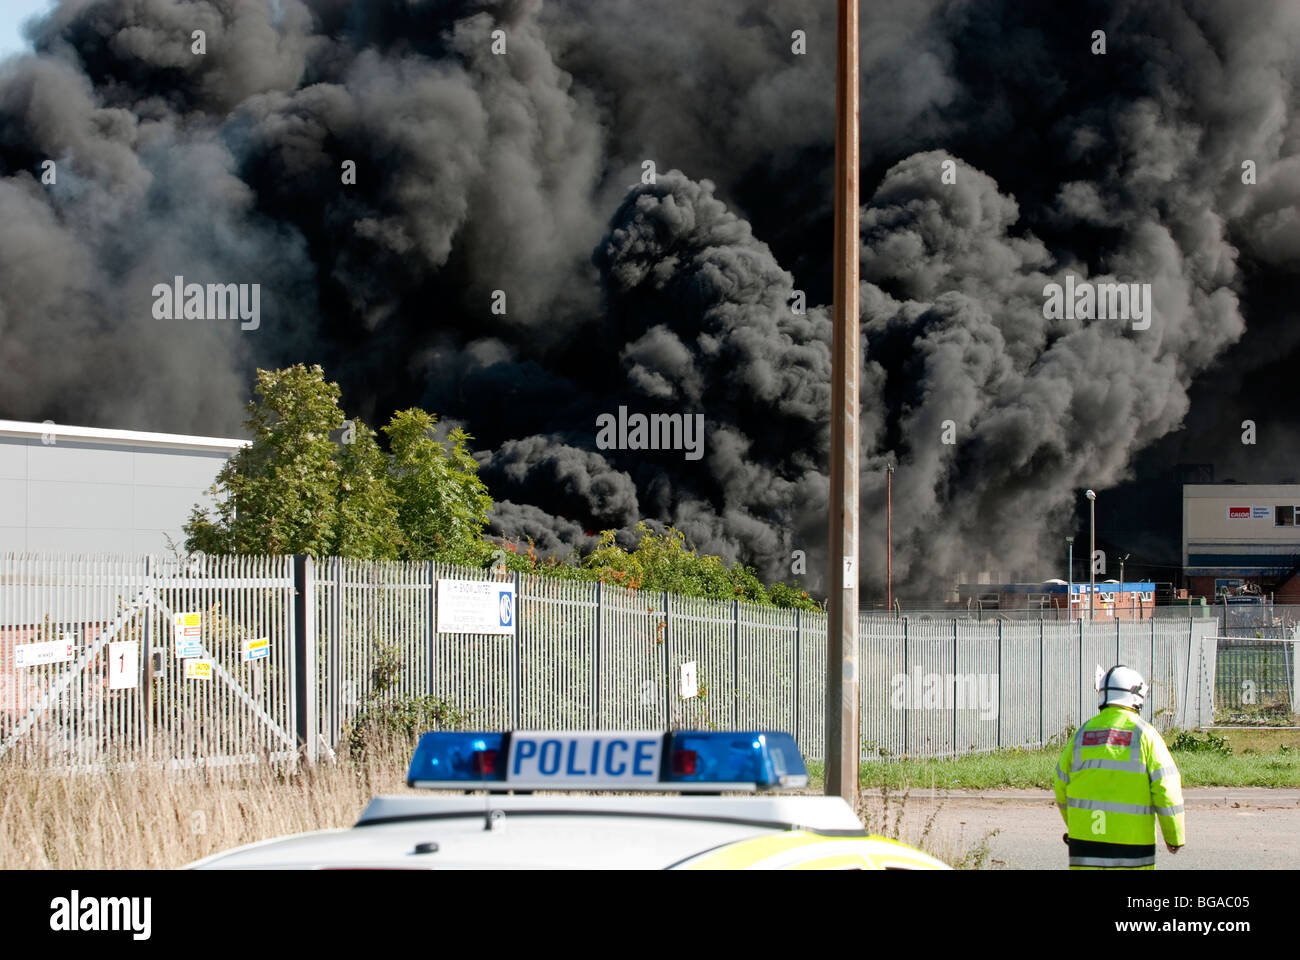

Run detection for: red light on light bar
[[473, 749, 498, 775], [671, 750, 698, 775]]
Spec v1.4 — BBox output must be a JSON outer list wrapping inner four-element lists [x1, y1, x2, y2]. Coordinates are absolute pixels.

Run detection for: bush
[[577, 523, 804, 605], [344, 694, 467, 761], [1169, 730, 1232, 755], [768, 581, 819, 611]]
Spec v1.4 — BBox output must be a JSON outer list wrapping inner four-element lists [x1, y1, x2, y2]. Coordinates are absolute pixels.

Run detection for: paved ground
[[858, 788, 1300, 869]]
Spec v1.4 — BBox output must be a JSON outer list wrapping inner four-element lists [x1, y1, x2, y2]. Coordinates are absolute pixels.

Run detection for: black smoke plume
[[1, 0, 1297, 595]]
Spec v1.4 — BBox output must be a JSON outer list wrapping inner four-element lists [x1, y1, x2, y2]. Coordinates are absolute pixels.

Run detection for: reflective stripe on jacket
[[1053, 706, 1185, 869]]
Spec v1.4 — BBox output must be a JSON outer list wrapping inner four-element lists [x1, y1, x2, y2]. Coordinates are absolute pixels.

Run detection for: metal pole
[[427, 560, 436, 703], [887, 463, 893, 614], [593, 580, 602, 728], [1067, 538, 1074, 622], [292, 555, 318, 764], [995, 620, 1002, 749], [793, 608, 801, 751], [1089, 497, 1096, 621], [663, 592, 672, 729], [731, 599, 740, 730], [512, 570, 522, 730], [826, 0, 860, 808], [144, 555, 154, 760]]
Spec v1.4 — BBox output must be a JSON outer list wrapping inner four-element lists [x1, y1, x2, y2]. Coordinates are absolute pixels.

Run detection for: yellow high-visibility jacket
[[1053, 705, 1185, 869]]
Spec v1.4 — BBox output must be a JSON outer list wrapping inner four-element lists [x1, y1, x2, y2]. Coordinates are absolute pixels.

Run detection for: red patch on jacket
[[1083, 729, 1133, 747]]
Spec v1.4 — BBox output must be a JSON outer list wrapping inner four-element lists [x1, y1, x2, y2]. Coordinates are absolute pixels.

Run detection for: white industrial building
[[1183, 483, 1300, 601], [0, 420, 245, 554]]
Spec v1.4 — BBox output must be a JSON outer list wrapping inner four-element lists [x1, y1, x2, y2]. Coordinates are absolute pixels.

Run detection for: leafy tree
[[185, 365, 342, 555], [184, 368, 490, 564], [383, 409, 493, 564], [333, 419, 402, 559]]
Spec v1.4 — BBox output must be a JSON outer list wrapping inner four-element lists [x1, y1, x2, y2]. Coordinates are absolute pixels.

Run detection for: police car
[[188, 730, 950, 870]]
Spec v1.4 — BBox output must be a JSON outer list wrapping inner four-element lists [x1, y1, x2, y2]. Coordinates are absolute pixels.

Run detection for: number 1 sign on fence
[[680, 661, 698, 699], [108, 641, 139, 689]]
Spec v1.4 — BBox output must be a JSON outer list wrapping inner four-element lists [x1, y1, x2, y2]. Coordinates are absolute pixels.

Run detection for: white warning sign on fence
[[242, 637, 270, 662], [108, 641, 139, 689], [680, 661, 698, 699], [14, 636, 76, 668], [437, 579, 516, 635], [173, 612, 202, 658], [183, 659, 213, 681]]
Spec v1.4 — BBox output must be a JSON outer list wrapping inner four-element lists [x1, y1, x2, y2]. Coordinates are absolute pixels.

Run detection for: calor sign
[[1226, 506, 1269, 520]]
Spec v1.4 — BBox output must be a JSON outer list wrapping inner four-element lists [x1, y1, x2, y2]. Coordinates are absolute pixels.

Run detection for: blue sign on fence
[[243, 637, 270, 662]]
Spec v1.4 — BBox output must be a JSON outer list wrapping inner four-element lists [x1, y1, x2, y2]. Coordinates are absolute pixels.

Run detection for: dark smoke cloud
[[485, 499, 596, 555], [0, 0, 1297, 596], [480, 434, 640, 529]]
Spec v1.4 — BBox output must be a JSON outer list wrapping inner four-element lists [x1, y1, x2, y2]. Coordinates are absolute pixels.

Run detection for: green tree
[[383, 409, 493, 564], [185, 364, 342, 555], [334, 419, 402, 558]]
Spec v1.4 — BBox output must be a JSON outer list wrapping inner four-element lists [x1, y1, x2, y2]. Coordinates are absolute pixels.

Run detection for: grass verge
[[806, 727, 1300, 792]]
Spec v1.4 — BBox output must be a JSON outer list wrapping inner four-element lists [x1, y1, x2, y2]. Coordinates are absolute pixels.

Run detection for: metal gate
[[0, 554, 296, 767], [1212, 636, 1298, 720]]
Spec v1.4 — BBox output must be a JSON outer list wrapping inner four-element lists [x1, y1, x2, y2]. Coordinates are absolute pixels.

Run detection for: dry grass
[[5, 735, 1006, 870], [854, 782, 1000, 869], [0, 739, 421, 869]]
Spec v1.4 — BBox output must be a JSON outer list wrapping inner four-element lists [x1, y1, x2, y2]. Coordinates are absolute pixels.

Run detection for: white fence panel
[[0, 552, 1228, 768]]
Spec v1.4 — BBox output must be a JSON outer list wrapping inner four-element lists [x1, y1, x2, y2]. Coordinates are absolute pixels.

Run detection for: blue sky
[[0, 1, 56, 60]]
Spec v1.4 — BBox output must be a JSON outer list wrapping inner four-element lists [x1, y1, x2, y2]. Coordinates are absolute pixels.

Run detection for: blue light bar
[[663, 731, 807, 789], [406, 732, 506, 787], [405, 730, 808, 792]]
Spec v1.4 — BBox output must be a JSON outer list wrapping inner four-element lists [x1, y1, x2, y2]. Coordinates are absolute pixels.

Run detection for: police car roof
[[355, 793, 865, 831], [187, 795, 867, 870]]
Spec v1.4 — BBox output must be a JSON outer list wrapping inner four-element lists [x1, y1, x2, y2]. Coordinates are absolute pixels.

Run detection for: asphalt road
[[861, 788, 1300, 869]]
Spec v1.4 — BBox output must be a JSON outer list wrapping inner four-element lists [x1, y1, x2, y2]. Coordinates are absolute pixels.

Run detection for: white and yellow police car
[[188, 730, 950, 870]]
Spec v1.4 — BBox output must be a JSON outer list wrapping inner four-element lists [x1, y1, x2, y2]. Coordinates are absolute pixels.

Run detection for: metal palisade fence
[[0, 553, 1237, 768], [0, 553, 296, 767]]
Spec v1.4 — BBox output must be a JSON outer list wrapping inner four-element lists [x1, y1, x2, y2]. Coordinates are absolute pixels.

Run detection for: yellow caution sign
[[183, 659, 213, 681]]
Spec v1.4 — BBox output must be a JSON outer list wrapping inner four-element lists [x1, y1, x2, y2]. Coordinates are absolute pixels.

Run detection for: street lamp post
[[1066, 536, 1074, 621], [1120, 553, 1130, 619], [1086, 490, 1096, 622]]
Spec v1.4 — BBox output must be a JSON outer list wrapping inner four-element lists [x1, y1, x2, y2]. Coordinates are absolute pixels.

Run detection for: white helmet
[[1096, 664, 1149, 710]]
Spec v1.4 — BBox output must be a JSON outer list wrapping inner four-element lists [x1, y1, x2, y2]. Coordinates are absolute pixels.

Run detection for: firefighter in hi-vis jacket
[[1053, 665, 1186, 869]]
